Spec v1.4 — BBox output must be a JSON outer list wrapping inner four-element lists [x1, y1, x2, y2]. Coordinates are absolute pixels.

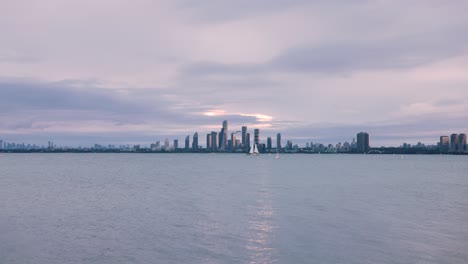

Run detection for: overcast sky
[[1, 0, 468, 147]]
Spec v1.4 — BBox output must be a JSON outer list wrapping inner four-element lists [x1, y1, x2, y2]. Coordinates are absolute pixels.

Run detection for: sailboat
[[249, 142, 260, 156]]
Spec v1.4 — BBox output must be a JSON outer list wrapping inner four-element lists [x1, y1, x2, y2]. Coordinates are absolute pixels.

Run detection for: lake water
[[0, 154, 467, 263]]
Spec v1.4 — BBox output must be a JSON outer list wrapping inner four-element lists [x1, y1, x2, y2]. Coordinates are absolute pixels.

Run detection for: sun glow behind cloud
[[203, 110, 273, 122]]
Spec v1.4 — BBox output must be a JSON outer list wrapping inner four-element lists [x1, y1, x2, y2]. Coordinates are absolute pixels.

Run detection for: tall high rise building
[[458, 133, 467, 153], [0, 140, 3, 150], [276, 133, 282, 150], [356, 132, 370, 153], [439, 136, 449, 153], [164, 138, 170, 150], [185, 135, 190, 150], [242, 126, 247, 148], [221, 120, 228, 150], [192, 132, 199, 151], [245, 133, 251, 151], [206, 134, 212, 151], [231, 132, 236, 151], [450, 134, 459, 152], [267, 137, 272, 151], [173, 139, 178, 149], [286, 140, 293, 150], [211, 131, 218, 152], [254, 129, 260, 145]]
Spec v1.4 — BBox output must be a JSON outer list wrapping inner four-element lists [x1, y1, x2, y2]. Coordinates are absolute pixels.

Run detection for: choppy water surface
[[1, 154, 467, 263]]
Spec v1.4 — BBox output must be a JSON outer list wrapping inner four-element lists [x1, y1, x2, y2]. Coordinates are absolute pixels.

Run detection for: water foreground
[[1, 154, 467, 263]]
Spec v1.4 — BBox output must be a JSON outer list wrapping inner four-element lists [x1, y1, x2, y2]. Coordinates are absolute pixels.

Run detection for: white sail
[[249, 143, 259, 155]]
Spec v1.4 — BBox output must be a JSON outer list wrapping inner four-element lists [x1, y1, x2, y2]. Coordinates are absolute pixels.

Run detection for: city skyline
[[1, 1, 468, 146], [1, 119, 467, 154]]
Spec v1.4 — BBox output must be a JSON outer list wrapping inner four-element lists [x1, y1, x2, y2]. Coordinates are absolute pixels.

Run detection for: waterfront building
[[174, 139, 178, 149], [185, 135, 190, 150], [211, 131, 218, 152], [286, 140, 293, 150], [192, 132, 198, 151], [221, 120, 228, 150], [245, 133, 251, 151], [357, 132, 370, 153], [164, 138, 170, 150], [277, 133, 282, 150], [267, 137, 272, 151], [450, 134, 459, 152], [458, 134, 467, 153], [231, 132, 236, 151], [254, 129, 260, 145], [206, 134, 212, 151], [439, 136, 449, 153], [242, 126, 247, 149]]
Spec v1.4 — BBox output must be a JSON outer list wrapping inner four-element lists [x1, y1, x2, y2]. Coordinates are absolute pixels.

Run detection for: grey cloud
[[0, 78, 268, 142], [0, 79, 135, 113], [272, 27, 468, 73], [177, 0, 312, 22], [180, 24, 468, 78], [177, 0, 368, 22]]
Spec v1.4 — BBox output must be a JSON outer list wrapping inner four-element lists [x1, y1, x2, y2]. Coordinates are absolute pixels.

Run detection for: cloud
[[1, 1, 468, 146]]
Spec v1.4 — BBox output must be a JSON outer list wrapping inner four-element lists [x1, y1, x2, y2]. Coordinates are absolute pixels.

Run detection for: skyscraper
[[164, 138, 170, 150], [185, 135, 190, 150], [267, 137, 272, 151], [242, 126, 247, 148], [0, 140, 3, 150], [458, 133, 467, 153], [245, 133, 250, 151], [173, 139, 178, 149], [440, 136, 449, 153], [276, 133, 282, 150], [192, 132, 198, 151], [231, 132, 236, 151], [356, 132, 370, 153], [206, 134, 212, 151], [219, 129, 224, 149], [450, 134, 459, 152], [254, 129, 260, 145], [211, 131, 218, 152], [221, 120, 228, 150]]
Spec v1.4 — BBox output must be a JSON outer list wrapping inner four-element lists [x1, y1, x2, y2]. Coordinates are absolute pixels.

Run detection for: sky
[[1, 0, 468, 147]]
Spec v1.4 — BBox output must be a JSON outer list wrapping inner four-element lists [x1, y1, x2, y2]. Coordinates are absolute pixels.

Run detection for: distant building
[[458, 134, 467, 153], [0, 140, 3, 150], [440, 136, 449, 153], [450, 134, 459, 152], [276, 133, 282, 150], [211, 131, 218, 152], [164, 138, 170, 150], [192, 132, 198, 151], [242, 126, 247, 149], [254, 129, 260, 145], [267, 137, 272, 151], [221, 120, 228, 150], [286, 140, 293, 150], [206, 134, 212, 151], [357, 132, 370, 153], [185, 135, 190, 150], [174, 139, 179, 149], [231, 132, 236, 151], [245, 133, 251, 151]]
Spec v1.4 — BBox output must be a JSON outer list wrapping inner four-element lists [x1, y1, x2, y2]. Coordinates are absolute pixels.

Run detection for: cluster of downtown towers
[[158, 120, 281, 153], [152, 120, 370, 153]]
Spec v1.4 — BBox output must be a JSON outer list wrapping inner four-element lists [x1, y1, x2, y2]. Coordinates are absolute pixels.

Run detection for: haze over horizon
[[1, 0, 468, 147]]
